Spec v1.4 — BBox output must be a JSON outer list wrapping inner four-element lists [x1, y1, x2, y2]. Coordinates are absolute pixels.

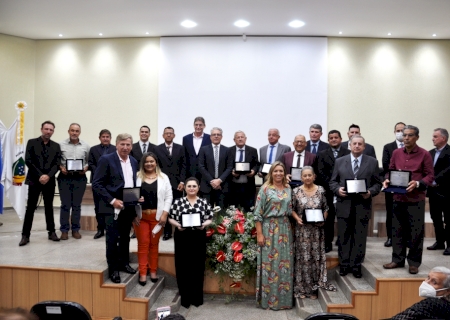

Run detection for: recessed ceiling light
[[181, 20, 197, 28], [146, 32, 149, 35], [339, 31, 342, 35], [234, 20, 250, 28], [288, 20, 305, 28], [59, 34, 63, 37], [388, 33, 391, 36], [99, 33, 103, 36], [432, 34, 437, 37]]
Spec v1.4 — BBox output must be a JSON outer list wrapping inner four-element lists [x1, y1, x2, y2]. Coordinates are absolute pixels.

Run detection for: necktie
[[333, 149, 338, 158], [102, 146, 107, 156], [296, 154, 301, 168], [399, 143, 404, 148], [142, 143, 147, 153], [434, 149, 441, 166], [353, 159, 359, 178], [239, 149, 244, 162], [268, 145, 275, 164], [214, 145, 219, 178], [312, 143, 317, 154], [167, 146, 171, 156]]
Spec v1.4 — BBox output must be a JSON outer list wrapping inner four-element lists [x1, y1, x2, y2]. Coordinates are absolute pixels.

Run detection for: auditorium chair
[[30, 301, 122, 320], [305, 312, 359, 320]]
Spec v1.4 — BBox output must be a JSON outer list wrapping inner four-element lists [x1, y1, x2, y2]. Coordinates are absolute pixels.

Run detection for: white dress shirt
[[193, 133, 204, 155]]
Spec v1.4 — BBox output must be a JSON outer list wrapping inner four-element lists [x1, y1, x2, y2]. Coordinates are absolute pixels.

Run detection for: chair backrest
[[30, 301, 92, 320], [305, 313, 359, 320]]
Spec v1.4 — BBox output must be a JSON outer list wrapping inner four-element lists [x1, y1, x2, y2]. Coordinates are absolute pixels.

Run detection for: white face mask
[[419, 281, 448, 298], [395, 132, 404, 142]]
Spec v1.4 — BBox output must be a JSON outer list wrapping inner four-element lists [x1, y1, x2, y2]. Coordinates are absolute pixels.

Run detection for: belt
[[142, 209, 157, 215]]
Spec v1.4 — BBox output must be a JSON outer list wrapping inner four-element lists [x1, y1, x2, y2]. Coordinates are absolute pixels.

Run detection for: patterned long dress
[[292, 185, 336, 298], [254, 185, 294, 310]]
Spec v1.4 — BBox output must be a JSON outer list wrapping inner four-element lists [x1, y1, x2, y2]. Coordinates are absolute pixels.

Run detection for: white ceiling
[[0, 0, 449, 40]]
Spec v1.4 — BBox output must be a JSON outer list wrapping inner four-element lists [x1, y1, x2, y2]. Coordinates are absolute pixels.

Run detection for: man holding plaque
[[58, 123, 90, 240], [330, 135, 381, 278], [383, 125, 434, 274], [258, 128, 291, 177], [280, 134, 316, 183], [229, 130, 259, 211]]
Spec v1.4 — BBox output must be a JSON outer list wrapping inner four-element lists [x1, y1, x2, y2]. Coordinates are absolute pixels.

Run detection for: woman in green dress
[[254, 161, 294, 310]]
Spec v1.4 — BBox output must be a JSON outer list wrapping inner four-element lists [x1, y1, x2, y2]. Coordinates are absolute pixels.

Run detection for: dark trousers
[[164, 189, 183, 236], [58, 175, 87, 232], [229, 182, 255, 212], [105, 207, 136, 272], [392, 200, 425, 267], [174, 227, 206, 308], [203, 189, 227, 208], [324, 191, 336, 247], [22, 180, 56, 237], [384, 192, 394, 238], [428, 190, 450, 246], [92, 190, 105, 231]]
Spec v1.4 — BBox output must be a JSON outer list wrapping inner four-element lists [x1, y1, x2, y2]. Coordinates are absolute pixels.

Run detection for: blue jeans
[[58, 174, 87, 232]]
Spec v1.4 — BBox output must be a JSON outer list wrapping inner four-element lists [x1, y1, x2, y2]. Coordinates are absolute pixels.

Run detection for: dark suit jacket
[[382, 141, 399, 176], [130, 141, 156, 164], [428, 144, 450, 196], [228, 145, 260, 188], [280, 151, 316, 171], [198, 144, 233, 193], [330, 154, 381, 219], [313, 147, 351, 191], [306, 140, 329, 154], [92, 152, 139, 214], [182, 133, 212, 178], [25, 137, 61, 185], [341, 141, 377, 159], [88, 144, 117, 182], [155, 143, 187, 190]]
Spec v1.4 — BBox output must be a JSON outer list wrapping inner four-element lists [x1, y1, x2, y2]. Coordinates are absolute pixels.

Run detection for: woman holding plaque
[[168, 177, 213, 308], [291, 166, 336, 299], [254, 161, 294, 310], [134, 152, 173, 286]]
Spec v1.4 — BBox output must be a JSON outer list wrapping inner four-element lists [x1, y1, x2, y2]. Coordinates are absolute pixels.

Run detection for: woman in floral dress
[[254, 161, 293, 310], [291, 166, 336, 299]]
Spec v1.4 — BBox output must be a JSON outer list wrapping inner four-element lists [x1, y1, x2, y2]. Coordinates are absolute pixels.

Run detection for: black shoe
[[162, 234, 172, 241], [384, 238, 392, 247], [120, 264, 137, 274], [150, 277, 158, 283], [93, 230, 104, 239], [19, 236, 29, 246], [138, 279, 147, 286], [339, 266, 349, 276], [130, 232, 136, 239], [427, 242, 445, 250], [352, 266, 362, 278], [443, 248, 450, 256], [325, 244, 332, 253], [48, 232, 60, 241], [110, 271, 121, 283]]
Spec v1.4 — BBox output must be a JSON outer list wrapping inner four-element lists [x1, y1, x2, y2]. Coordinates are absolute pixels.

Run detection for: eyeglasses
[[211, 134, 222, 137]]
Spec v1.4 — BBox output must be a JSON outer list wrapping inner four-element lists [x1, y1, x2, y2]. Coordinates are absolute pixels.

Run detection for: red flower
[[234, 221, 245, 234], [231, 241, 243, 251], [217, 223, 227, 234], [206, 228, 214, 237], [233, 251, 243, 263], [230, 281, 241, 288], [216, 251, 226, 262], [251, 227, 257, 238]]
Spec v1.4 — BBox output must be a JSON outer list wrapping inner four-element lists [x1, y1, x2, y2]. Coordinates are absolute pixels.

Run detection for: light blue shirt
[[350, 154, 363, 172]]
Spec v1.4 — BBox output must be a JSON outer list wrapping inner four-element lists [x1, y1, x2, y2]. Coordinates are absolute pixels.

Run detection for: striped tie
[[353, 159, 359, 178], [214, 145, 219, 178]]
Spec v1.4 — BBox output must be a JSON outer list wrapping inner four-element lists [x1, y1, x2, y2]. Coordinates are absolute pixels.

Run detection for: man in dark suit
[[306, 123, 329, 154], [313, 129, 351, 253], [130, 125, 156, 164], [92, 133, 139, 283], [155, 126, 186, 240], [258, 128, 291, 177], [427, 128, 450, 255], [88, 129, 116, 239], [330, 135, 381, 278], [198, 127, 233, 207], [19, 121, 61, 246], [381, 122, 406, 247], [341, 124, 377, 159], [182, 116, 211, 180], [280, 134, 315, 182], [229, 130, 259, 211]]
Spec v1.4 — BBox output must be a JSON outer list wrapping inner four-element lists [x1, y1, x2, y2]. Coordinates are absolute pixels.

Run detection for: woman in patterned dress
[[168, 177, 213, 308], [291, 166, 336, 299], [254, 161, 294, 310]]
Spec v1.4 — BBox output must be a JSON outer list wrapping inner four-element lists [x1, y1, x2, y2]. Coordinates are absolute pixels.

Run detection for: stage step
[[333, 268, 375, 303], [148, 287, 181, 320]]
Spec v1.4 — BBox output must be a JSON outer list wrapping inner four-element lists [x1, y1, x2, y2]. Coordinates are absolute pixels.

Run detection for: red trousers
[[133, 209, 162, 276]]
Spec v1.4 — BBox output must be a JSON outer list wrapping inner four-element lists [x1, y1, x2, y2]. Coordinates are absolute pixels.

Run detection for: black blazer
[[155, 143, 187, 190], [25, 137, 61, 185], [313, 147, 351, 191], [429, 144, 450, 195], [182, 133, 211, 178], [130, 141, 156, 164], [198, 144, 233, 193], [306, 140, 329, 154], [228, 145, 260, 188], [88, 144, 117, 182], [382, 141, 399, 176], [341, 141, 377, 159]]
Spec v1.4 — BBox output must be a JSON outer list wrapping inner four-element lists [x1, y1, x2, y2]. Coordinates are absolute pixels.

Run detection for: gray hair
[[268, 128, 280, 136], [69, 123, 81, 129], [301, 166, 315, 175], [211, 127, 223, 135], [309, 124, 323, 132], [350, 134, 365, 144], [434, 128, 449, 141], [116, 133, 133, 144], [234, 130, 246, 137], [431, 266, 450, 288], [403, 125, 419, 136]]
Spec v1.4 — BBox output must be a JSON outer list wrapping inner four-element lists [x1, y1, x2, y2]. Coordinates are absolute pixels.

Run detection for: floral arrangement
[[206, 206, 259, 288]]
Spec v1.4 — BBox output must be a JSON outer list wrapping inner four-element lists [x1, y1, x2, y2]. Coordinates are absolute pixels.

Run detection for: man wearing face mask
[[390, 266, 450, 320], [382, 122, 406, 247]]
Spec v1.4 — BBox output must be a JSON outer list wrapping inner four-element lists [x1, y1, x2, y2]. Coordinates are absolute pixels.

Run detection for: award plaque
[[290, 167, 302, 182], [383, 170, 411, 194], [345, 179, 368, 194], [261, 163, 272, 174], [181, 213, 201, 228], [304, 209, 324, 223], [235, 162, 250, 173], [122, 187, 140, 206], [66, 159, 83, 171]]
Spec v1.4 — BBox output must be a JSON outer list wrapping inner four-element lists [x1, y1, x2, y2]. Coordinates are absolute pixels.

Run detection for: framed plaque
[[345, 179, 368, 194], [383, 170, 411, 194], [66, 159, 83, 171], [235, 162, 250, 173], [181, 213, 201, 228], [303, 209, 324, 223], [289, 167, 303, 186], [122, 187, 140, 206], [261, 163, 272, 174]]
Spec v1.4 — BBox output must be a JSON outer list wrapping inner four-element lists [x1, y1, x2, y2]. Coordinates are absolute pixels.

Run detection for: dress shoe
[[352, 266, 362, 278], [130, 232, 136, 239], [93, 230, 104, 239], [138, 278, 147, 286], [325, 244, 332, 253], [0, 222, 3, 226], [383, 261, 405, 269], [110, 271, 121, 283], [384, 238, 392, 247], [443, 248, 450, 256], [150, 277, 158, 283], [120, 264, 137, 274], [48, 232, 60, 241], [427, 242, 445, 250], [60, 232, 69, 240], [162, 234, 172, 241], [72, 231, 82, 239], [409, 266, 419, 274], [339, 266, 349, 276], [19, 236, 29, 246]]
